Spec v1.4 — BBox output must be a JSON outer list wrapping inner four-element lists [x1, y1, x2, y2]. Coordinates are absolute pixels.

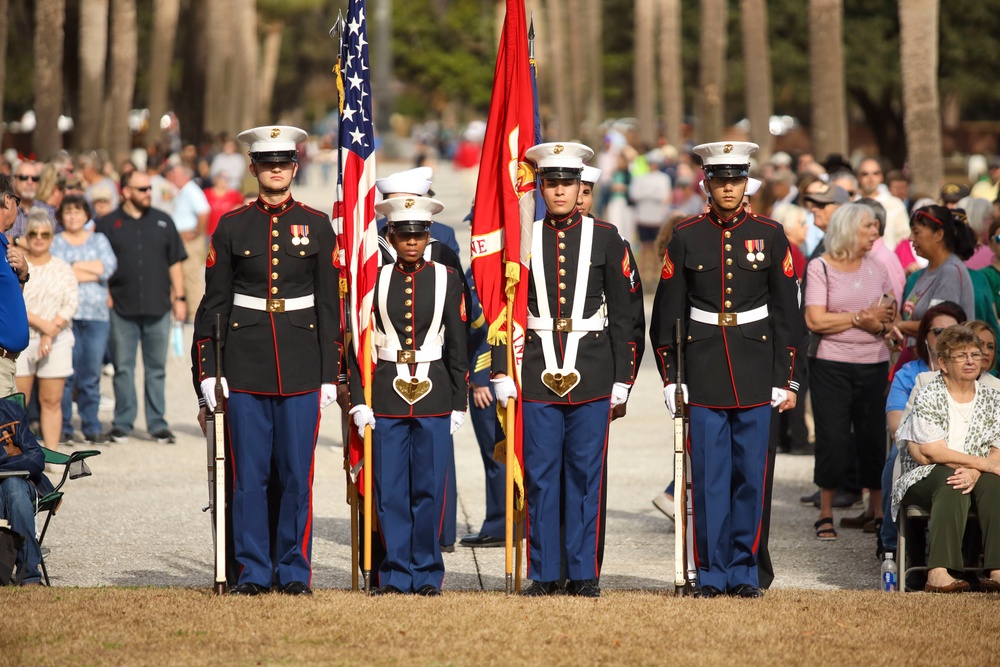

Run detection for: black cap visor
[[704, 164, 749, 179], [250, 150, 299, 163], [537, 168, 583, 181], [388, 221, 431, 234]]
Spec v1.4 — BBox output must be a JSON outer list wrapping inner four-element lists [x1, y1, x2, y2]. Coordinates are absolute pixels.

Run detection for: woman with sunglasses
[[893, 325, 1000, 593], [892, 206, 976, 346], [14, 209, 78, 450]]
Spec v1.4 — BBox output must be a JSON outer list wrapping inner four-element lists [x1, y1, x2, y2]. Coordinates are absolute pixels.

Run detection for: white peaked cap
[[236, 125, 307, 155], [375, 166, 434, 196], [581, 166, 602, 184], [525, 142, 595, 174], [374, 196, 444, 223], [693, 141, 759, 167]]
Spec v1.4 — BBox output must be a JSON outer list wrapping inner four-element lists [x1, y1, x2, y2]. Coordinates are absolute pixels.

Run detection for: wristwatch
[[175, 296, 186, 302], [18, 272, 29, 285]]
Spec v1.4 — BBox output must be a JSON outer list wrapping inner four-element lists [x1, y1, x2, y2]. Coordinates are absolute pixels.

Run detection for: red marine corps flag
[[470, 0, 537, 588]]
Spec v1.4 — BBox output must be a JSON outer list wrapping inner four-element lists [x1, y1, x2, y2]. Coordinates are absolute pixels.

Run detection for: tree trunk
[[634, 0, 656, 148], [203, 0, 236, 138], [177, 0, 208, 143], [566, 0, 587, 141], [0, 0, 9, 128], [232, 0, 258, 132], [808, 0, 847, 160], [697, 0, 727, 142], [75, 0, 109, 152], [659, 0, 683, 150], [258, 21, 283, 125], [34, 0, 66, 160], [898, 0, 942, 196], [108, 0, 137, 166], [147, 0, 180, 146], [545, 0, 571, 139], [741, 0, 773, 163], [583, 0, 604, 147], [372, 0, 393, 135]]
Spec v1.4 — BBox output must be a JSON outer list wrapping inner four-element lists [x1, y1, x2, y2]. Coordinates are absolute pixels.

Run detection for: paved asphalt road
[[42, 161, 880, 592]]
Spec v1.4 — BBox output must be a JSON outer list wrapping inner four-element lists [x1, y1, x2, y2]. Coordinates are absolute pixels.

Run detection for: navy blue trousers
[[688, 404, 771, 590], [523, 399, 610, 582], [227, 390, 320, 588], [469, 391, 505, 538], [374, 415, 450, 592], [439, 434, 456, 547]]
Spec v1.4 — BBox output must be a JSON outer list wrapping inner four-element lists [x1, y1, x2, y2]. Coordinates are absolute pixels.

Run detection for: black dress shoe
[[729, 584, 763, 599], [372, 585, 406, 596], [415, 584, 442, 597], [693, 585, 724, 598], [459, 533, 505, 548], [440, 544, 455, 553], [522, 580, 561, 597], [566, 579, 601, 598], [281, 581, 313, 596], [229, 582, 269, 596]]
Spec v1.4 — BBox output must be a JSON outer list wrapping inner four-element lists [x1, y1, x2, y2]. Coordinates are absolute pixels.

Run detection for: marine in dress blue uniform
[[650, 141, 800, 598], [492, 143, 635, 598], [194, 125, 342, 596], [348, 196, 468, 596], [374, 168, 468, 551]]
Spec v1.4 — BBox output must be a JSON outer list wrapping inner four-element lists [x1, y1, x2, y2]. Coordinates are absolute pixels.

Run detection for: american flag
[[337, 0, 378, 378], [335, 0, 378, 493]]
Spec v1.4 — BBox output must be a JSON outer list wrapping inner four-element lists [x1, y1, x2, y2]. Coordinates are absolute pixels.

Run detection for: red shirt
[[205, 187, 244, 236]]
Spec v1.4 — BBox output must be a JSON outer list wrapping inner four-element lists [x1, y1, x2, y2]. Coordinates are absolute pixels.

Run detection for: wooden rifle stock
[[212, 314, 227, 595]]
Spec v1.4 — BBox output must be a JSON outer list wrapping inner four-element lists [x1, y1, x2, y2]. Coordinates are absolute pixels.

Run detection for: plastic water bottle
[[880, 552, 898, 592], [171, 321, 184, 357]]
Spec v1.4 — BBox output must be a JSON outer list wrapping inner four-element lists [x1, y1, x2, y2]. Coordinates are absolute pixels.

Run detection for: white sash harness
[[374, 263, 447, 404], [529, 216, 604, 397]]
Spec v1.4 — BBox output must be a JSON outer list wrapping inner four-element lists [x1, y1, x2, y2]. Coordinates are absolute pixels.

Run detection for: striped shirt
[[805, 255, 893, 364]]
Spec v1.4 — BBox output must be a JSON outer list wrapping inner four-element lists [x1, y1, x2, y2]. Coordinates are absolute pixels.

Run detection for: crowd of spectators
[[1, 138, 252, 449]]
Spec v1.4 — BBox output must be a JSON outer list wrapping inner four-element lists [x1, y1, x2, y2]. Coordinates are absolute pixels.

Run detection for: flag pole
[[504, 298, 515, 595], [362, 320, 374, 594]]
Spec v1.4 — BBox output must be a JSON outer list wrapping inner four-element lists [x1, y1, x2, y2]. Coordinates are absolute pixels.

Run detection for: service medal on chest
[[745, 239, 765, 264]]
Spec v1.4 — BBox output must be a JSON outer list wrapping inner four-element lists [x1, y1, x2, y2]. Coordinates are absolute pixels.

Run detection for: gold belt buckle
[[718, 312, 736, 326], [554, 318, 571, 332], [396, 350, 415, 364], [267, 299, 285, 313]]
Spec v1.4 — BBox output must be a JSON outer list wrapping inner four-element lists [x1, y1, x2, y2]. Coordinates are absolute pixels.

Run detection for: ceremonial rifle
[[212, 314, 227, 595], [673, 319, 688, 596]]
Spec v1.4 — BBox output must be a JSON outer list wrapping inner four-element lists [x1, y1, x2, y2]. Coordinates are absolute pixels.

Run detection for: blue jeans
[[0, 477, 41, 584], [109, 310, 170, 434], [61, 319, 110, 435]]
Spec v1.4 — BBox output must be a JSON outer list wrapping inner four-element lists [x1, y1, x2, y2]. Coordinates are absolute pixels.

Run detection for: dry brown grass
[[1, 587, 997, 666]]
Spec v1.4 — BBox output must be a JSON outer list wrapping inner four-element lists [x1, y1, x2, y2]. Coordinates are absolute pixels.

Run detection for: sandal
[[814, 517, 838, 540]]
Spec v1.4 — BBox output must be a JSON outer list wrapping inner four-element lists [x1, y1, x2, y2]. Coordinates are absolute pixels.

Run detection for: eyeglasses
[[26, 231, 52, 240], [131, 186, 152, 193], [858, 171, 881, 177], [912, 209, 944, 227], [993, 234, 1000, 244], [5, 193, 21, 208], [15, 174, 41, 182], [949, 353, 983, 363], [930, 327, 947, 336]]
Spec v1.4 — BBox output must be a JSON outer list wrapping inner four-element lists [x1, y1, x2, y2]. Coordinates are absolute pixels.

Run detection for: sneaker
[[84, 432, 109, 446], [59, 432, 75, 447], [108, 427, 130, 443], [102, 363, 115, 377], [153, 429, 176, 445], [652, 492, 675, 522]]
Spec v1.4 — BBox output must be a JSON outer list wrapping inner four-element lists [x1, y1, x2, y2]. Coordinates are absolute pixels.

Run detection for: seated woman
[[893, 326, 1000, 593]]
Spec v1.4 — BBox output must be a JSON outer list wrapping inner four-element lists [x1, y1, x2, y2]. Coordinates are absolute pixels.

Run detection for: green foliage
[[390, 0, 496, 120]]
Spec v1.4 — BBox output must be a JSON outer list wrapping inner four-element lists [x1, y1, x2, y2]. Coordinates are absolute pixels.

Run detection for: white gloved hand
[[200, 377, 229, 412], [320, 383, 337, 409], [663, 383, 689, 415], [491, 376, 518, 407], [610, 382, 630, 408], [450, 410, 466, 434], [771, 387, 788, 408], [349, 404, 376, 439]]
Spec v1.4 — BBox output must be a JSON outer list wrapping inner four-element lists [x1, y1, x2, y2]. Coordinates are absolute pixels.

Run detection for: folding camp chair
[[3, 393, 101, 586]]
